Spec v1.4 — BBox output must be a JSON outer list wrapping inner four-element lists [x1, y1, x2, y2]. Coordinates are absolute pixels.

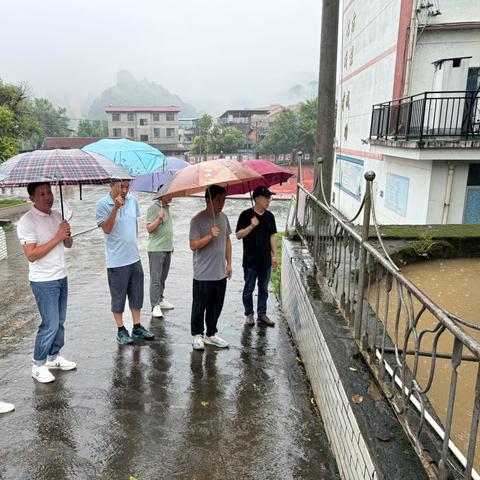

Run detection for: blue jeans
[[30, 277, 68, 366], [242, 267, 271, 316]]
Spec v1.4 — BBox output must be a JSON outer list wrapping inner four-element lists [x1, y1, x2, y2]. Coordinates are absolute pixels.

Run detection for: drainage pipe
[[442, 163, 455, 224]]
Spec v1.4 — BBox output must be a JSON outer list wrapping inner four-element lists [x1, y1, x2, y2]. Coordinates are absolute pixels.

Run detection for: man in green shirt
[[146, 194, 174, 318]]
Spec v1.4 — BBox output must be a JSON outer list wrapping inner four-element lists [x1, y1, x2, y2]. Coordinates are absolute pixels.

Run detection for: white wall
[[410, 29, 480, 94], [427, 162, 470, 224], [423, 0, 480, 25], [373, 156, 432, 224], [334, 0, 401, 220]]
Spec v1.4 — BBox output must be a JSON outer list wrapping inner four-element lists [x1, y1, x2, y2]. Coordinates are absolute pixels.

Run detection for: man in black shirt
[[235, 186, 278, 327]]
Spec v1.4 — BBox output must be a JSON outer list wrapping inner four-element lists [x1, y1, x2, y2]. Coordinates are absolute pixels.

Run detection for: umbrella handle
[[206, 186, 216, 228], [59, 184, 65, 219]]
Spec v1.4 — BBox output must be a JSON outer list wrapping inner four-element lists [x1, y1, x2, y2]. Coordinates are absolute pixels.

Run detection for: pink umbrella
[[225, 160, 294, 196], [155, 158, 261, 198]]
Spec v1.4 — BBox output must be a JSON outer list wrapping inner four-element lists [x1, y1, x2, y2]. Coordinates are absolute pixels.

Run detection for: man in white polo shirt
[[17, 182, 77, 383]]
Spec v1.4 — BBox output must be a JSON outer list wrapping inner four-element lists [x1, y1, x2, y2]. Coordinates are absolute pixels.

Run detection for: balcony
[[370, 91, 480, 148]]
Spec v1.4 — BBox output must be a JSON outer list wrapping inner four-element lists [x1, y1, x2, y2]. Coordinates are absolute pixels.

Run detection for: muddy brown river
[[372, 258, 480, 470]]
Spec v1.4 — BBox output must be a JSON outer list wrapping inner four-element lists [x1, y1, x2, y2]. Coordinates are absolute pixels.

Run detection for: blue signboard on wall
[[334, 155, 364, 201], [385, 173, 409, 217]]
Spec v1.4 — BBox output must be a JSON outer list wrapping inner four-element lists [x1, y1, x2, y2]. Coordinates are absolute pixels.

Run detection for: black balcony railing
[[370, 90, 480, 142]]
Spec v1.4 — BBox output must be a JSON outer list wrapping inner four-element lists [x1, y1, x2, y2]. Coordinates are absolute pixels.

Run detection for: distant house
[[218, 107, 278, 154], [178, 117, 200, 148], [43, 137, 104, 149], [105, 106, 186, 156], [218, 107, 274, 131], [250, 104, 302, 143]]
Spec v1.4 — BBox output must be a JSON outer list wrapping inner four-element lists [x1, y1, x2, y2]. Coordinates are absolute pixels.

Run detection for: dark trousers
[[242, 266, 271, 316], [191, 278, 227, 337], [148, 251, 172, 308]]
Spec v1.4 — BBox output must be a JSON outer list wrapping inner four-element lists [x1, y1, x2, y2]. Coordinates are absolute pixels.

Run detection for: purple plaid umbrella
[[0, 149, 132, 218]]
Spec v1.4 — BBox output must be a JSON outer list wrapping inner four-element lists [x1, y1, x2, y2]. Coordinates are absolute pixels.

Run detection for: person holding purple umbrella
[[146, 194, 175, 318], [17, 182, 76, 383], [235, 185, 278, 327]]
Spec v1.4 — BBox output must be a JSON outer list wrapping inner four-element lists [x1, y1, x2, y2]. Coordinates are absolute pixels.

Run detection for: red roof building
[[43, 137, 104, 149]]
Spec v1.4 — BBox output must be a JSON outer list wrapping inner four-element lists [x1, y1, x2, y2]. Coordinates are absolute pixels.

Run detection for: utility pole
[[315, 0, 340, 204]]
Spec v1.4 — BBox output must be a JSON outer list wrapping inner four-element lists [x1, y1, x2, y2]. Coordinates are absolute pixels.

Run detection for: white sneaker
[[32, 365, 55, 383], [45, 356, 77, 371], [204, 334, 229, 349], [159, 299, 174, 309], [152, 305, 164, 318], [192, 334, 205, 350], [0, 401, 15, 414]]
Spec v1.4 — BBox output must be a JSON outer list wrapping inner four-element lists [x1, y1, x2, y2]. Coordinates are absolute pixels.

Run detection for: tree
[[189, 114, 212, 155], [190, 115, 243, 155], [0, 106, 19, 161], [218, 127, 244, 153], [255, 100, 318, 157], [77, 119, 108, 137], [0, 80, 30, 162], [297, 98, 317, 155], [22, 98, 70, 149], [257, 109, 299, 155]]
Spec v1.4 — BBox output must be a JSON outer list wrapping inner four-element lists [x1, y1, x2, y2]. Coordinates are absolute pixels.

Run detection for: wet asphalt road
[[0, 186, 339, 480]]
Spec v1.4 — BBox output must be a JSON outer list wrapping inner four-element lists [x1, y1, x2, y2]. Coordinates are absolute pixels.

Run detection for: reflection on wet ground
[[0, 186, 338, 479]]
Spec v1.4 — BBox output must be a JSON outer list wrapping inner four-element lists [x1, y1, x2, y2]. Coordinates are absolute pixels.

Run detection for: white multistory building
[[335, 0, 480, 224], [106, 106, 185, 156]]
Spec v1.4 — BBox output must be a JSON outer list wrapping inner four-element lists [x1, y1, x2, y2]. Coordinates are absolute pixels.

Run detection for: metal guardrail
[[295, 174, 480, 479], [370, 90, 480, 142]]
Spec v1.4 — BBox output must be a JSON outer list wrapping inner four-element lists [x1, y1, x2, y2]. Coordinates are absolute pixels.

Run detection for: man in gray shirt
[[189, 185, 232, 350]]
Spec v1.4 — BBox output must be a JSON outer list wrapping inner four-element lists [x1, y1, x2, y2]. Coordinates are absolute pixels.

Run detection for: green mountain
[[88, 71, 198, 119]]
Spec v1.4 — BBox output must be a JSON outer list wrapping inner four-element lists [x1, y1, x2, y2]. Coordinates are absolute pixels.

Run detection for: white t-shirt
[[17, 207, 67, 282]]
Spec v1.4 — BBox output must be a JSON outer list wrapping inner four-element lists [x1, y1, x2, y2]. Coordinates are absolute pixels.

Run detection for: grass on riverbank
[[0, 199, 26, 208], [270, 232, 284, 295]]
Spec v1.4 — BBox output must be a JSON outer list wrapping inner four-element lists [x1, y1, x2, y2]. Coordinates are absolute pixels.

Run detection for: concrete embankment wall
[[0, 202, 31, 261], [0, 227, 6, 261], [281, 238, 428, 480]]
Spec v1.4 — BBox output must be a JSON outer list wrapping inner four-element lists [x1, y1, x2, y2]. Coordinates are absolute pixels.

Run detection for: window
[[139, 118, 148, 126], [128, 128, 134, 137], [127, 113, 134, 121], [166, 112, 175, 121], [166, 128, 175, 137], [113, 128, 122, 137], [112, 113, 120, 121], [154, 128, 160, 138], [153, 113, 160, 121], [140, 134, 149, 142]]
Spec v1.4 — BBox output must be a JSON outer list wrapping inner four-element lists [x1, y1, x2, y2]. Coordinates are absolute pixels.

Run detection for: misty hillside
[[88, 71, 198, 119], [278, 80, 318, 105]]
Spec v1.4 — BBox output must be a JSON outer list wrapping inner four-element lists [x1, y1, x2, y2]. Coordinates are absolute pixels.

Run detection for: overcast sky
[[0, 0, 322, 115]]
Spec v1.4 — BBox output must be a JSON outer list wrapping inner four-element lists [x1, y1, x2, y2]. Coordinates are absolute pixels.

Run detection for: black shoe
[[117, 329, 134, 345], [257, 314, 275, 327], [131, 325, 155, 340]]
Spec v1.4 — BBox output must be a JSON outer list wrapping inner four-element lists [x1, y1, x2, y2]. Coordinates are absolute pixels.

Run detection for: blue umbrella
[[129, 157, 190, 193], [82, 138, 166, 176]]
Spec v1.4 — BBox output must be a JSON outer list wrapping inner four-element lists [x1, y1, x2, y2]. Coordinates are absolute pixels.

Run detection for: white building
[[335, 0, 480, 224], [106, 106, 185, 156]]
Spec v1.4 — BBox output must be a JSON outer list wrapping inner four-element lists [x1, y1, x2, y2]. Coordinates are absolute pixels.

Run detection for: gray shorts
[[107, 260, 144, 313]]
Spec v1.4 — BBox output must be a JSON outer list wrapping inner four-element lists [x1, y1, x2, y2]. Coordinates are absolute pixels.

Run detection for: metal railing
[[370, 91, 480, 142], [295, 173, 480, 479]]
